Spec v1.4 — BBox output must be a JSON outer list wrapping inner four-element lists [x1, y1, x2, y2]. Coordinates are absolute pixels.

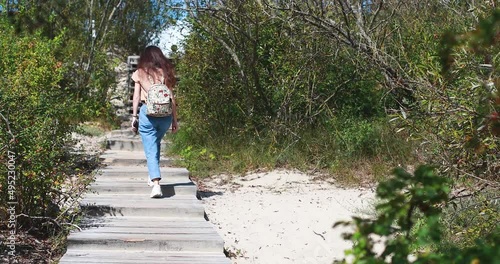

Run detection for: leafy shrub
[[0, 23, 74, 223], [374, 8, 500, 259], [395, 8, 500, 182], [336, 165, 499, 263], [171, 1, 410, 178], [176, 1, 387, 140], [441, 190, 499, 250]]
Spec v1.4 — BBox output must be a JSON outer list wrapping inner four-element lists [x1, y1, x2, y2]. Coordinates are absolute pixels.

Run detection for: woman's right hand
[[131, 117, 138, 133], [171, 118, 178, 133]]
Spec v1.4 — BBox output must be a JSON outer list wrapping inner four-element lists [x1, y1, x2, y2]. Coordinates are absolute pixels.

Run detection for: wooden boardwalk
[[59, 130, 230, 264]]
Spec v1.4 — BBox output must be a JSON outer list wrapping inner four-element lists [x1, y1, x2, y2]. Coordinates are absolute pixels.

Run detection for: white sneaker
[[150, 185, 162, 198], [147, 178, 154, 187]]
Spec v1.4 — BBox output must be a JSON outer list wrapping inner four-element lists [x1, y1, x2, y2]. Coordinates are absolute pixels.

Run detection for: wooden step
[[99, 150, 175, 166], [81, 194, 205, 218], [59, 250, 230, 264], [60, 129, 229, 263]]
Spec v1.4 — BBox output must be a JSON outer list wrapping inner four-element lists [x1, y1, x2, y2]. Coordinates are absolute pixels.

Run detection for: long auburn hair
[[137, 46, 176, 88]]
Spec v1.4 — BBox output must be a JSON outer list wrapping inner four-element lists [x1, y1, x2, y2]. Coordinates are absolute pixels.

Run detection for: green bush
[[394, 8, 500, 182], [336, 165, 499, 263], [0, 23, 75, 222], [171, 2, 409, 178], [176, 2, 387, 141], [441, 190, 499, 250]]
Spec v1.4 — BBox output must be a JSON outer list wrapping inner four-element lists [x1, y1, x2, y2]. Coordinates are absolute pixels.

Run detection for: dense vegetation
[[169, 1, 499, 183], [165, 0, 499, 262], [0, 1, 170, 262], [336, 165, 499, 263], [0, 0, 498, 262]]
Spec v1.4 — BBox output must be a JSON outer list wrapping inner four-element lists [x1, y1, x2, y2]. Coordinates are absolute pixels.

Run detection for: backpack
[[145, 75, 173, 117]]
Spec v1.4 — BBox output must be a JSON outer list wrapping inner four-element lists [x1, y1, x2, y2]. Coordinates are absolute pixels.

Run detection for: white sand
[[199, 170, 376, 264]]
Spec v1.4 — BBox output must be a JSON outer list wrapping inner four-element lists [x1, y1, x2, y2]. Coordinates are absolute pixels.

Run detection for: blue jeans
[[138, 104, 172, 180]]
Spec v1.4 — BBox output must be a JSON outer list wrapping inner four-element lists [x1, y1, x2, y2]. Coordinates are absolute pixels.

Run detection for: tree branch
[[182, 0, 247, 82], [97, 0, 124, 48], [0, 112, 16, 152]]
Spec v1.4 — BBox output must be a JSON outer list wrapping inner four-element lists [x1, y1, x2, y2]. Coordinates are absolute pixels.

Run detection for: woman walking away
[[131, 46, 178, 198]]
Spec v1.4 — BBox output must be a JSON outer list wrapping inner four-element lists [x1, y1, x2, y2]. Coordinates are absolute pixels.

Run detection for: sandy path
[[199, 170, 376, 264]]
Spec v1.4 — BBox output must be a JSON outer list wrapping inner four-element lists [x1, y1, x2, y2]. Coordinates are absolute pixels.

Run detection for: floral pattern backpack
[[145, 74, 173, 117]]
